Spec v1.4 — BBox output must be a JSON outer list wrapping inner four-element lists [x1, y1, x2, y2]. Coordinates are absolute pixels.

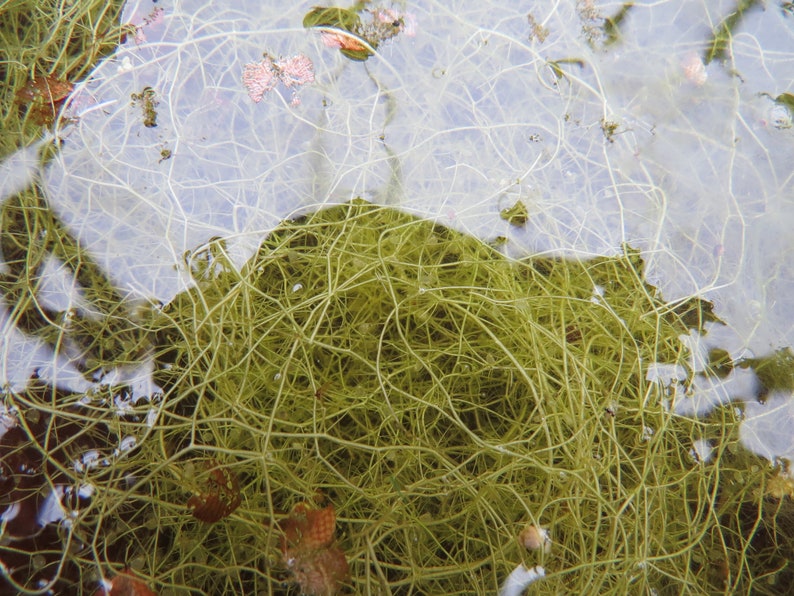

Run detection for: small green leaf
[[303, 6, 361, 30], [303, 5, 374, 62], [546, 58, 585, 81], [500, 201, 529, 226], [773, 92, 794, 111], [340, 47, 373, 61], [602, 2, 634, 47]]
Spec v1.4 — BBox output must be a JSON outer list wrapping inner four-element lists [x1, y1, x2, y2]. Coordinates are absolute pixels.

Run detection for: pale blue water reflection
[[35, 0, 792, 443]]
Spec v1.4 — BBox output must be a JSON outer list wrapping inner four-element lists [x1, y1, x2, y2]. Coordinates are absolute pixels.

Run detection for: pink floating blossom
[[275, 55, 316, 88], [242, 54, 315, 103], [242, 57, 278, 103]]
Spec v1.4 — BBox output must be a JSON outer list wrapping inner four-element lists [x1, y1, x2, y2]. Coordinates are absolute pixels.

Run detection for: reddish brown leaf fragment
[[186, 461, 241, 523], [93, 569, 157, 596], [277, 502, 350, 595], [15, 76, 74, 104], [14, 75, 75, 126]]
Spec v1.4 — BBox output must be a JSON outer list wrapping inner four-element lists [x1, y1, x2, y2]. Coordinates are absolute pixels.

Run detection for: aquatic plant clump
[[2, 200, 769, 594], [132, 200, 740, 593]]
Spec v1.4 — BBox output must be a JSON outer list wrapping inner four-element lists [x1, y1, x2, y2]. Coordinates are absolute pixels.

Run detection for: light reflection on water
[[2, 0, 793, 493]]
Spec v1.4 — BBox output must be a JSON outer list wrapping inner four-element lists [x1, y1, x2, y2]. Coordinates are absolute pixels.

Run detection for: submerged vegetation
[[1, 1, 793, 594], [3, 200, 792, 594], [0, 0, 129, 158], [704, 0, 764, 65]]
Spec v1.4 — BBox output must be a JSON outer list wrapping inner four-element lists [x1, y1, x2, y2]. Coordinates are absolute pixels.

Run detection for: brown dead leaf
[[15, 76, 74, 104], [15, 76, 75, 126]]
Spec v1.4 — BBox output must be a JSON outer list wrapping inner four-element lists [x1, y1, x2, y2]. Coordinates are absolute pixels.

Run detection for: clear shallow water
[[2, 0, 794, 479]]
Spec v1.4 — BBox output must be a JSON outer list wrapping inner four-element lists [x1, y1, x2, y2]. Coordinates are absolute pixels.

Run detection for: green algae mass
[[121, 200, 752, 594]]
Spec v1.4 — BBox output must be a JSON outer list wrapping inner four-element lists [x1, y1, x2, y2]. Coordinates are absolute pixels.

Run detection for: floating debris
[[601, 117, 620, 143], [303, 3, 416, 62], [242, 54, 315, 104], [499, 564, 546, 596], [500, 200, 529, 226], [527, 12, 550, 43], [519, 524, 552, 554], [14, 75, 74, 126], [681, 52, 708, 86], [94, 569, 157, 596], [129, 6, 165, 45], [130, 87, 159, 128]]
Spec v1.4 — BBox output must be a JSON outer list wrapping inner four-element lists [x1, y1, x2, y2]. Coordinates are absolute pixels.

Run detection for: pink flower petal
[[276, 55, 315, 88], [242, 58, 277, 103]]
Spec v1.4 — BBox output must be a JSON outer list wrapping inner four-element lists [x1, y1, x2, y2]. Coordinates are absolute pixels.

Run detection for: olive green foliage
[[0, 182, 150, 377], [741, 348, 794, 393], [0, 0, 128, 158], [98, 199, 748, 594], [0, 2, 789, 593], [704, 0, 763, 64], [2, 199, 788, 594], [0, 0, 141, 378]]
